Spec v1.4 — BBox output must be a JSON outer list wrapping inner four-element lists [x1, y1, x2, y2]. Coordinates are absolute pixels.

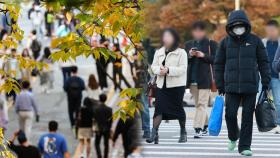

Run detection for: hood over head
[[226, 10, 251, 39]]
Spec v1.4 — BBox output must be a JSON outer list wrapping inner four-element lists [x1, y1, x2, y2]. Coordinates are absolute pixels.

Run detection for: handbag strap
[[208, 40, 215, 82]]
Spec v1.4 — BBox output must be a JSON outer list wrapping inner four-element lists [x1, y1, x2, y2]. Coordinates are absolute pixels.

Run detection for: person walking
[[21, 48, 32, 81], [93, 94, 112, 158], [185, 21, 218, 138], [3, 48, 22, 105], [63, 66, 85, 129], [112, 43, 123, 90], [214, 10, 271, 156], [135, 59, 150, 139], [76, 98, 95, 158], [27, 30, 42, 60], [30, 6, 43, 38], [273, 46, 280, 73], [15, 80, 39, 140], [146, 28, 188, 144], [262, 20, 280, 134], [112, 115, 139, 158], [40, 47, 54, 93], [44, 9, 55, 37], [86, 74, 101, 101], [96, 37, 109, 91], [0, 94, 8, 131], [38, 121, 70, 158], [8, 130, 41, 158]]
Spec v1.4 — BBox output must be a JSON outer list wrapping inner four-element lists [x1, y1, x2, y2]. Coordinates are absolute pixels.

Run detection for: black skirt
[[154, 86, 186, 120]]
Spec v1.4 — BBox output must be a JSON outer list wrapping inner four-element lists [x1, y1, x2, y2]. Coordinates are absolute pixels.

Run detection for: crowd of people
[[145, 10, 280, 157], [2, 1, 280, 158], [0, 1, 141, 158]]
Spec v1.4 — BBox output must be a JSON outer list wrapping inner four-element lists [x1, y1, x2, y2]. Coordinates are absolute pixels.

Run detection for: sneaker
[[240, 150, 253, 156], [273, 126, 280, 134], [202, 129, 208, 136], [194, 130, 202, 139], [228, 141, 237, 151]]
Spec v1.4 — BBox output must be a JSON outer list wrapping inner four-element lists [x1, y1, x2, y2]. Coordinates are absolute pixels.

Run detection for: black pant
[[113, 66, 123, 90], [46, 23, 53, 37], [225, 93, 256, 152], [68, 97, 81, 127], [96, 61, 108, 90], [95, 131, 110, 158]]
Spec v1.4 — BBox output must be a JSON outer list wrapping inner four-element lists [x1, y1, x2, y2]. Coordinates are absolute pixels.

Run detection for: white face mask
[[233, 26, 246, 35]]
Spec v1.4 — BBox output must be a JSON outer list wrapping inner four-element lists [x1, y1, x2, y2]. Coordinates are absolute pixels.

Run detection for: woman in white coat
[[146, 29, 188, 144]]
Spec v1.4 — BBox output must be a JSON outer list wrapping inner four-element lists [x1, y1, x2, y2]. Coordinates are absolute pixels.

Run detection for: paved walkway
[[141, 108, 280, 158]]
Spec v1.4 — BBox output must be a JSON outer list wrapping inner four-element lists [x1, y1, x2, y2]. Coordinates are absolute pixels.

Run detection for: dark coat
[[185, 38, 218, 89], [112, 116, 138, 158], [93, 103, 112, 132], [214, 10, 271, 94], [273, 47, 280, 73]]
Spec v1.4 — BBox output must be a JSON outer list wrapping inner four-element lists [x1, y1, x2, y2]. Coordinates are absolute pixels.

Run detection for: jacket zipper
[[238, 39, 241, 93]]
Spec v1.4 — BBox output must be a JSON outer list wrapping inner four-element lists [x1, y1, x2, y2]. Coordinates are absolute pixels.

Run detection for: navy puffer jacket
[[214, 10, 271, 93]]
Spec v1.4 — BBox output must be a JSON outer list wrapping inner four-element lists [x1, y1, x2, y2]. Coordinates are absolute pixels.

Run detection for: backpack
[[68, 79, 81, 97], [31, 39, 41, 53]]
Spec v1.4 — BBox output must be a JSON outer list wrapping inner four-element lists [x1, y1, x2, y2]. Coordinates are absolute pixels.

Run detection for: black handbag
[[146, 76, 157, 98], [255, 90, 277, 132]]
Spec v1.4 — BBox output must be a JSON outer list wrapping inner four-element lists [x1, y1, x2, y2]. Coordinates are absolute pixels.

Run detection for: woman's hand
[[160, 66, 168, 75]]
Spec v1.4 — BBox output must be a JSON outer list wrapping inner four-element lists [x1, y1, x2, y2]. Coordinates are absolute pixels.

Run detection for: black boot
[[146, 128, 159, 144], [178, 128, 187, 143]]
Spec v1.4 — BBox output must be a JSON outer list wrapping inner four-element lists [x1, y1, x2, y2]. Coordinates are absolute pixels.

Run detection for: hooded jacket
[[214, 10, 271, 93]]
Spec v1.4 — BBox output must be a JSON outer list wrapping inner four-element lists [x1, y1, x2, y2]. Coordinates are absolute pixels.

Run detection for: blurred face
[[192, 29, 207, 40], [265, 25, 279, 40], [11, 51, 17, 58], [162, 31, 175, 48]]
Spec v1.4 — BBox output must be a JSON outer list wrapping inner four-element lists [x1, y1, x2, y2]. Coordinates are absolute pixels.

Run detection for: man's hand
[[195, 51, 205, 58], [189, 49, 197, 57]]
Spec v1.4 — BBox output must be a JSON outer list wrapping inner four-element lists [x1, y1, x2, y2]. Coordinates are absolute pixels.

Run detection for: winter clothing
[[225, 93, 256, 153], [185, 38, 218, 89], [215, 10, 271, 94], [214, 10, 271, 154], [151, 47, 188, 88], [263, 39, 279, 78], [154, 86, 186, 120], [263, 38, 280, 125], [113, 117, 138, 158], [64, 76, 85, 127], [93, 103, 112, 132], [273, 47, 280, 73]]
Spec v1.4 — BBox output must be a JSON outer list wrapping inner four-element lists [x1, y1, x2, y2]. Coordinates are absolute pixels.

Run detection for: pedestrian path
[[141, 108, 280, 158]]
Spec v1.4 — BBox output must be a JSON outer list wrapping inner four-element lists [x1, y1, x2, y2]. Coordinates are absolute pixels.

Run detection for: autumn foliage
[[145, 0, 280, 42]]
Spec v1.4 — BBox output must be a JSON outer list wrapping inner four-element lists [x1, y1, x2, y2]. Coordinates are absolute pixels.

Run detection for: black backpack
[[31, 39, 41, 53], [68, 79, 81, 97]]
